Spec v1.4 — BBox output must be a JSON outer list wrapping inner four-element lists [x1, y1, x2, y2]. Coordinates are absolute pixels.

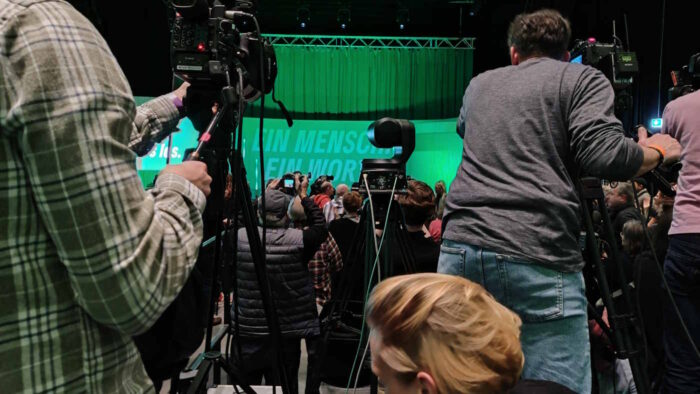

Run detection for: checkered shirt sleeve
[[308, 234, 344, 306], [0, 1, 205, 392]]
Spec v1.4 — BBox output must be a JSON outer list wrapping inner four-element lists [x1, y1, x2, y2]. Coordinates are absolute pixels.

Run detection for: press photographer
[[0, 1, 211, 392], [439, 9, 681, 392]]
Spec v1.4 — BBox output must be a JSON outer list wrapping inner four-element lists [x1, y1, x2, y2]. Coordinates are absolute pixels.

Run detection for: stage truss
[[262, 34, 475, 50]]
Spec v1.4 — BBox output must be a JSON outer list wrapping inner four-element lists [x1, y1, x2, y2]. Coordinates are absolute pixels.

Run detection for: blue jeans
[[662, 234, 700, 393], [438, 240, 592, 394]]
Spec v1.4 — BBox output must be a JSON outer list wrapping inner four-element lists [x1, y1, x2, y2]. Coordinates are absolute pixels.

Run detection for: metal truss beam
[[262, 34, 475, 49]]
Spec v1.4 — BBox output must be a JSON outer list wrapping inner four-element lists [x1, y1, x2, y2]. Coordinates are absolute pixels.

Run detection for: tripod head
[[353, 118, 415, 197]]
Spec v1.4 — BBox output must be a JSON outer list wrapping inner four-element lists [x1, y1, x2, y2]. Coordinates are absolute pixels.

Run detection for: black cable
[[247, 13, 287, 394], [630, 186, 651, 371], [657, 0, 666, 118], [623, 14, 631, 52], [234, 68, 245, 367]]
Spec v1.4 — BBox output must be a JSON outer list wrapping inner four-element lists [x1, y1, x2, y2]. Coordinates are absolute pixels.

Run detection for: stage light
[[396, 8, 409, 31], [651, 118, 663, 129], [297, 6, 310, 29], [337, 8, 351, 30]]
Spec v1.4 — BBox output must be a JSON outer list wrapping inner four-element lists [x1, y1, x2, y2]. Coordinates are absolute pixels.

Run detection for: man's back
[[443, 57, 642, 271]]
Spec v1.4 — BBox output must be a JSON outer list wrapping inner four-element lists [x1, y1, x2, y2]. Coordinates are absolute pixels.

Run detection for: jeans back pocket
[[496, 256, 564, 323], [438, 244, 466, 277]]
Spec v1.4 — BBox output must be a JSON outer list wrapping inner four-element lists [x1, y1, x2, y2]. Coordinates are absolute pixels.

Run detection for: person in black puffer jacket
[[232, 176, 327, 394]]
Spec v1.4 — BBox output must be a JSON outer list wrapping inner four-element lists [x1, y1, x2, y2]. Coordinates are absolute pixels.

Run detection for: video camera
[[352, 118, 415, 196], [635, 54, 700, 197], [170, 0, 276, 102], [570, 38, 639, 91], [669, 53, 700, 101], [279, 171, 312, 196]]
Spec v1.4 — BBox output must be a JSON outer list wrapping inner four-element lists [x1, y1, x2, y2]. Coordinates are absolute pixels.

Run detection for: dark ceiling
[[70, 0, 698, 122]]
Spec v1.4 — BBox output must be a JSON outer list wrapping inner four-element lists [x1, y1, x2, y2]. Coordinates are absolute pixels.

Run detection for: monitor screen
[[571, 55, 583, 64]]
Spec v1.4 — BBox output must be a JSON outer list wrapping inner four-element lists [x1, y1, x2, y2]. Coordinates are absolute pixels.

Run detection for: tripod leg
[[186, 358, 214, 394], [218, 358, 257, 394], [579, 180, 650, 393]]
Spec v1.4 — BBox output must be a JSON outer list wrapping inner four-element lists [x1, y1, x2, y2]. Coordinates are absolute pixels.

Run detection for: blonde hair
[[367, 273, 524, 393]]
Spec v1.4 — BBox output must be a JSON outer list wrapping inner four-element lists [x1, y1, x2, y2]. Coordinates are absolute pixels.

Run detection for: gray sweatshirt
[[443, 57, 643, 272]]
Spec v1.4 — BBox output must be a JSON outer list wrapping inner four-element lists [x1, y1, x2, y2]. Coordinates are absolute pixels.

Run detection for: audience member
[[397, 180, 440, 273], [633, 178, 651, 217], [308, 234, 344, 307], [622, 221, 665, 380], [648, 190, 675, 263], [605, 182, 642, 244], [313, 180, 335, 220], [328, 183, 349, 222], [368, 273, 575, 393], [329, 191, 363, 263], [233, 177, 327, 394], [434, 180, 447, 212], [367, 273, 523, 393], [428, 181, 447, 243]]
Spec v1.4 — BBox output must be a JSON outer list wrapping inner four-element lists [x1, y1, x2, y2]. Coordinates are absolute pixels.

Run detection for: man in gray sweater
[[439, 9, 681, 392]]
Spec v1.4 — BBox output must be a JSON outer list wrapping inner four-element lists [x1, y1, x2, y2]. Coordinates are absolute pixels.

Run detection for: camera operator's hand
[[637, 126, 650, 145], [267, 178, 281, 191], [297, 174, 309, 198], [642, 134, 682, 164], [161, 161, 212, 197], [173, 81, 190, 102]]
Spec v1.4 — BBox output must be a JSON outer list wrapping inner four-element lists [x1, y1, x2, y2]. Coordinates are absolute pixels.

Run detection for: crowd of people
[[3, 2, 699, 394], [227, 174, 448, 392]]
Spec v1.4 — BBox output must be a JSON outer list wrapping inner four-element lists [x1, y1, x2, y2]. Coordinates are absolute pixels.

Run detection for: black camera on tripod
[[170, 0, 276, 102], [570, 39, 639, 91], [668, 53, 700, 101], [352, 118, 415, 196]]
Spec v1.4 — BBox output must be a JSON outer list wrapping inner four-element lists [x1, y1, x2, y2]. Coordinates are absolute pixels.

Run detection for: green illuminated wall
[[137, 115, 463, 196], [247, 45, 473, 120]]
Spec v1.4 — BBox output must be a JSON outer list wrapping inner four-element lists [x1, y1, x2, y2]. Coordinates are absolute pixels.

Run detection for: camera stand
[[578, 177, 650, 394], [312, 193, 416, 393], [184, 70, 291, 394]]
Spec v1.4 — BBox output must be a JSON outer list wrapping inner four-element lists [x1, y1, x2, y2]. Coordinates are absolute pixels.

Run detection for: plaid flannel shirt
[[308, 234, 343, 306], [0, 1, 206, 392]]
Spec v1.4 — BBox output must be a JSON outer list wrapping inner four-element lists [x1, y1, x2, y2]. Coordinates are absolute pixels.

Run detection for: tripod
[[184, 69, 291, 394], [313, 190, 417, 393], [578, 177, 650, 393]]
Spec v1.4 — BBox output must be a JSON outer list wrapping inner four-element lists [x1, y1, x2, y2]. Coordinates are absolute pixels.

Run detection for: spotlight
[[337, 8, 351, 30], [297, 6, 310, 29], [396, 8, 409, 30]]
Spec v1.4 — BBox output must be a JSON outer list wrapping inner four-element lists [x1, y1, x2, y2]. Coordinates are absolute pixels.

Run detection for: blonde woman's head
[[367, 273, 524, 393]]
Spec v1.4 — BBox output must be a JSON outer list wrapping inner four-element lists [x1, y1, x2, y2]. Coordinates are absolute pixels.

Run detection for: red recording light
[[197, 42, 206, 52]]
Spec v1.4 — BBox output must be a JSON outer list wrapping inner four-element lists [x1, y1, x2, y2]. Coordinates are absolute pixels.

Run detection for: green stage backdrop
[[247, 45, 473, 120], [136, 115, 463, 196]]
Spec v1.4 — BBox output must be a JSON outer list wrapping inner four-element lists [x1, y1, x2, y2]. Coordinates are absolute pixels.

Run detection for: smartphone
[[284, 178, 294, 188]]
